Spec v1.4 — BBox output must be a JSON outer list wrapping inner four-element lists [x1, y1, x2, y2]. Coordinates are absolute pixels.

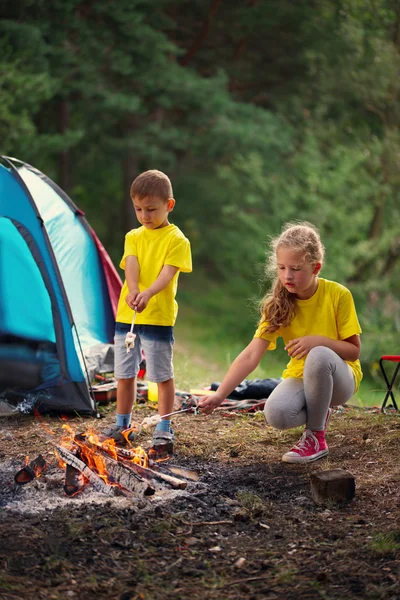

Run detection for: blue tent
[[0, 156, 122, 414]]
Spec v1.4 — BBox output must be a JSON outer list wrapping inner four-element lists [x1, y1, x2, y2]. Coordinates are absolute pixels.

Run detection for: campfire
[[14, 423, 194, 499]]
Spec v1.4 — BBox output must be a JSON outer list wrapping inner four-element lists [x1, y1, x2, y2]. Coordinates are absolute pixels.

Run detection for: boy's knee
[[156, 378, 174, 387]]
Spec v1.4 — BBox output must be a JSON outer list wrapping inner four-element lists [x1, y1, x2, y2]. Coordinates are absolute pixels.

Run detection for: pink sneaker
[[282, 429, 328, 463]]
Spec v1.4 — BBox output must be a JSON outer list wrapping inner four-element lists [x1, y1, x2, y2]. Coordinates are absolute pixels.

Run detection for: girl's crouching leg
[[264, 378, 307, 430]]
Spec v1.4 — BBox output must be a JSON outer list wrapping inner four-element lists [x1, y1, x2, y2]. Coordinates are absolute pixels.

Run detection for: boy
[[102, 170, 192, 446]]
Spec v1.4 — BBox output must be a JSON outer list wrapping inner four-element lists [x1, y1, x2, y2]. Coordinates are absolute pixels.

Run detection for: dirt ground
[[0, 402, 400, 600]]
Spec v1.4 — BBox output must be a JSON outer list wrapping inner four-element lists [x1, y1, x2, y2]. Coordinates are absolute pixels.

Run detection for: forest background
[[1, 0, 399, 406]]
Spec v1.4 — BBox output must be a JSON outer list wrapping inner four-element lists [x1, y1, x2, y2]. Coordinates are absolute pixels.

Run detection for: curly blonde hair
[[259, 222, 325, 334]]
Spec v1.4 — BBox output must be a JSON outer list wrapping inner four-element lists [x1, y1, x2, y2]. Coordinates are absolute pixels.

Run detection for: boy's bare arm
[[134, 265, 179, 312], [125, 255, 140, 308]]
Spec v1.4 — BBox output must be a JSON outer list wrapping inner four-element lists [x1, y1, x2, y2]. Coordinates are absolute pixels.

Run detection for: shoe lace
[[294, 429, 319, 451]]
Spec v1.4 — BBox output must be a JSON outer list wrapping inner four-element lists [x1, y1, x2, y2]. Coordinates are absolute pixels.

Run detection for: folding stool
[[379, 355, 400, 412]]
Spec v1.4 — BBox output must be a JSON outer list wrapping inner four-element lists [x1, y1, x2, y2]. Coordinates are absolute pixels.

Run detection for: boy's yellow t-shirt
[[254, 278, 363, 391], [116, 224, 192, 326]]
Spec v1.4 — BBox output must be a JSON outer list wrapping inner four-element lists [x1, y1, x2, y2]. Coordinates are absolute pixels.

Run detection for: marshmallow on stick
[[125, 332, 136, 352], [140, 407, 197, 431], [141, 414, 162, 430], [125, 309, 137, 353]]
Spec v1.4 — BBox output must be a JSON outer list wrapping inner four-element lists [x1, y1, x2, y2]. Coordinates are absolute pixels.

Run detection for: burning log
[[64, 462, 86, 497], [91, 451, 156, 497], [123, 460, 187, 490], [14, 454, 47, 485], [114, 446, 187, 489], [72, 436, 156, 496], [148, 441, 174, 461], [79, 438, 187, 490], [56, 445, 114, 495]]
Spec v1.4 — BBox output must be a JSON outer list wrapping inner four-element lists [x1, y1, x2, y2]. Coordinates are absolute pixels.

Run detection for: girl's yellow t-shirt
[[116, 224, 192, 326], [254, 278, 363, 391]]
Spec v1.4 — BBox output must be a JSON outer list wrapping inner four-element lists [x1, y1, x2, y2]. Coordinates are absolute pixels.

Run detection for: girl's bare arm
[[198, 337, 270, 414]]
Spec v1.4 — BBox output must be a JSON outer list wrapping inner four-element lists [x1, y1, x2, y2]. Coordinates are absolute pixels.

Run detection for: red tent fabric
[[90, 227, 122, 317]]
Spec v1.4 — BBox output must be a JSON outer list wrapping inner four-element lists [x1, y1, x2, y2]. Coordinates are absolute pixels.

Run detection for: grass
[[174, 299, 394, 408], [235, 491, 273, 520], [368, 532, 400, 556]]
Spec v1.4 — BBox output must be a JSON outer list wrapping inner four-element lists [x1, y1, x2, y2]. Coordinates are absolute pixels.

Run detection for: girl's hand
[[285, 335, 324, 359], [198, 393, 225, 415]]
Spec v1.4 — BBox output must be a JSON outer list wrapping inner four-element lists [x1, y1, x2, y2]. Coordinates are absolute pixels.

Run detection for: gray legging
[[264, 346, 356, 431]]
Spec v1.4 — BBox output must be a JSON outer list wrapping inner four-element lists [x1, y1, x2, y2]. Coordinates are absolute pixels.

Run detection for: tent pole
[[72, 323, 101, 419]]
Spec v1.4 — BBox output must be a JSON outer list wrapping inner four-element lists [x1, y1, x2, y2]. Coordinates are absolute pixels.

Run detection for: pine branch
[[180, 0, 222, 67]]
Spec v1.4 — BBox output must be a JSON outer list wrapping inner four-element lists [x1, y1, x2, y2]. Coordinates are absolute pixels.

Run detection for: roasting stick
[[141, 405, 198, 430], [159, 406, 198, 419], [125, 309, 137, 353]]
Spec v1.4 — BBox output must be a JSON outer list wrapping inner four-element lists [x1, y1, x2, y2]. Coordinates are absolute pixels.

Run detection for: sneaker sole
[[282, 449, 329, 464]]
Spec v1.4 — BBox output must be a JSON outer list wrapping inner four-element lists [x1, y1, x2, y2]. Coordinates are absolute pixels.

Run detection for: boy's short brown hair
[[130, 170, 173, 202]]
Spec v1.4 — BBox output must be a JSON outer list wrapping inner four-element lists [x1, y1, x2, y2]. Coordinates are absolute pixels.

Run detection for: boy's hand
[[126, 289, 140, 310], [134, 290, 152, 313], [198, 393, 224, 415], [285, 335, 324, 359]]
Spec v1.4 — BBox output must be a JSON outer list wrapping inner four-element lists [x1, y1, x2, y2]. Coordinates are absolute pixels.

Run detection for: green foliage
[[0, 22, 55, 156], [368, 531, 400, 556], [0, 0, 399, 376]]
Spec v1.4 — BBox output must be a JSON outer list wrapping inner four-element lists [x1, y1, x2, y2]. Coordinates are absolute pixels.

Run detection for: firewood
[[73, 436, 156, 496], [148, 441, 174, 461], [125, 461, 187, 490], [14, 454, 47, 485], [93, 451, 156, 497], [310, 469, 355, 504], [112, 446, 188, 489], [77, 437, 187, 490], [56, 445, 114, 495], [159, 464, 199, 482], [64, 463, 85, 497]]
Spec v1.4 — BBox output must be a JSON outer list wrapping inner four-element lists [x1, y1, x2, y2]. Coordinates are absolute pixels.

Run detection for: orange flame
[[57, 424, 149, 486]]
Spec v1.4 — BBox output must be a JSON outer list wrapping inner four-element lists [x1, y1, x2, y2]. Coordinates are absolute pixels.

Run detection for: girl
[[199, 222, 362, 463]]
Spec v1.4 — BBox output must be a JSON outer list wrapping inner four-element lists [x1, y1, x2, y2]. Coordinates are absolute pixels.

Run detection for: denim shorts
[[114, 323, 174, 382]]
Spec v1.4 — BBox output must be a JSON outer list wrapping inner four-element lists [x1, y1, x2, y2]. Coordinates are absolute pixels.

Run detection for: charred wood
[[56, 445, 114, 495], [122, 459, 187, 490], [77, 437, 187, 490], [95, 453, 156, 497], [64, 462, 86, 497], [148, 441, 174, 461], [73, 436, 156, 496], [14, 454, 47, 485]]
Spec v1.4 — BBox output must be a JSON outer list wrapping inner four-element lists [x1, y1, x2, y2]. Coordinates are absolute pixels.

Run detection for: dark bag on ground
[[211, 378, 281, 400]]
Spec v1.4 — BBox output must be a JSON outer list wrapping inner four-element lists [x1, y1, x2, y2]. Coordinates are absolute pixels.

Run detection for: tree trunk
[[122, 156, 139, 232], [368, 196, 385, 240]]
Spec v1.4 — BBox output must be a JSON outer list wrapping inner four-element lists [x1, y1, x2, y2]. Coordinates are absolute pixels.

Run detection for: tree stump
[[310, 469, 355, 505]]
